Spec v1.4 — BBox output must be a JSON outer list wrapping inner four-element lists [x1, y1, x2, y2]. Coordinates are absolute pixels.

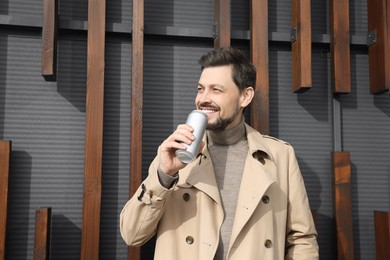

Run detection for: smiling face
[[195, 65, 254, 131]]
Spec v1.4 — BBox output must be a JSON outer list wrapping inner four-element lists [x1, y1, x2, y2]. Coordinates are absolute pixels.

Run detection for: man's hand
[[158, 124, 195, 176]]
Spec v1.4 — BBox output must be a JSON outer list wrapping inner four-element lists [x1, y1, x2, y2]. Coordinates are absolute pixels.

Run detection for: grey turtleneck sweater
[[207, 118, 248, 260]]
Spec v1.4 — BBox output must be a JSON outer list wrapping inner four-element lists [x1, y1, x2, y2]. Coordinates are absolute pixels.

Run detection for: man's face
[[195, 65, 248, 131]]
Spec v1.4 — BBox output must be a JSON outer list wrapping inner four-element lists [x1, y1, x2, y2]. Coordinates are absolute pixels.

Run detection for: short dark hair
[[198, 47, 256, 91]]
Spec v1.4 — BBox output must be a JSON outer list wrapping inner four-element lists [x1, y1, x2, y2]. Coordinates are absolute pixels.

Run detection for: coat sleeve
[[120, 154, 174, 246], [285, 146, 319, 259]]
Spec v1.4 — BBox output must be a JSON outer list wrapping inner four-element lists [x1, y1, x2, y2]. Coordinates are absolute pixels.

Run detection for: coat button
[[186, 236, 194, 244], [183, 193, 190, 201], [264, 239, 272, 248], [262, 195, 270, 204]]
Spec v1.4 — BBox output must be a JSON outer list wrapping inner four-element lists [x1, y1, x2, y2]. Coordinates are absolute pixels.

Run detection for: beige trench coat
[[120, 123, 319, 260]]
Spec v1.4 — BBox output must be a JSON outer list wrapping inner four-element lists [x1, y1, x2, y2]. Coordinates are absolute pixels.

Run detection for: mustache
[[198, 103, 219, 109]]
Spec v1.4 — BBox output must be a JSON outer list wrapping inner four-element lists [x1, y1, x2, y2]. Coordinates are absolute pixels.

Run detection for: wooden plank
[[214, 0, 230, 48], [332, 151, 354, 260], [291, 0, 311, 93], [330, 0, 351, 94], [41, 0, 58, 81], [0, 141, 11, 260], [250, 0, 269, 135], [367, 0, 390, 94], [80, 0, 106, 259], [128, 0, 144, 259], [33, 208, 51, 260], [374, 211, 390, 260]]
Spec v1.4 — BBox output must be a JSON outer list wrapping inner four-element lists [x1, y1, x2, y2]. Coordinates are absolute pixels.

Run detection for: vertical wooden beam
[[80, 0, 106, 259], [367, 0, 390, 94], [128, 0, 144, 259], [33, 208, 51, 260], [41, 0, 58, 81], [214, 0, 231, 48], [250, 0, 269, 135], [374, 211, 390, 260], [291, 0, 312, 93], [332, 151, 355, 260], [330, 0, 351, 94], [0, 141, 11, 260]]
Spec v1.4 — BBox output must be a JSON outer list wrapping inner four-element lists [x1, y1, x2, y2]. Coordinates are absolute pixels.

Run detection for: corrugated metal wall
[[0, 0, 389, 259]]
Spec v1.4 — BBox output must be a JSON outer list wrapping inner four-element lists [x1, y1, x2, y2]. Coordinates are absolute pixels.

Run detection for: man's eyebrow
[[197, 82, 225, 89]]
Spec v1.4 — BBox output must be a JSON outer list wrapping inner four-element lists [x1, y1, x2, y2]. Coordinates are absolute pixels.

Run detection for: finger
[[168, 128, 195, 144], [161, 139, 187, 152], [176, 124, 194, 132]]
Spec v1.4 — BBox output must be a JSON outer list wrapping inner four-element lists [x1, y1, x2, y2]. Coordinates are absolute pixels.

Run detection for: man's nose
[[197, 91, 212, 103]]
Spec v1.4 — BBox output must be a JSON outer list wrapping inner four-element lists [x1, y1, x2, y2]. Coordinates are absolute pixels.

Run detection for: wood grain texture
[[291, 0, 311, 93], [214, 0, 230, 48], [80, 0, 106, 259], [33, 208, 51, 260], [0, 141, 11, 260], [41, 0, 58, 81], [332, 151, 355, 260], [367, 0, 390, 94], [374, 211, 390, 260], [330, 0, 351, 94], [128, 0, 144, 259], [250, 0, 269, 135]]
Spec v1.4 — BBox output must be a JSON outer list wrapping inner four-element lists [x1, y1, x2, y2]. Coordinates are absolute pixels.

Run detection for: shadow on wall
[[50, 214, 81, 260], [350, 161, 361, 259], [5, 151, 32, 260], [0, 25, 8, 138], [56, 35, 87, 113], [99, 40, 130, 258], [374, 95, 390, 117], [297, 50, 330, 123], [297, 157, 337, 259]]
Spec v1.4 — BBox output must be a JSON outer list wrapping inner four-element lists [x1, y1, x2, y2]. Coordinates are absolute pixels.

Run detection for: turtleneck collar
[[207, 117, 246, 146]]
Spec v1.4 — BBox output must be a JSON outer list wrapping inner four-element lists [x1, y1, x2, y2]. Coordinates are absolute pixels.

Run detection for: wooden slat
[[128, 0, 144, 259], [41, 0, 58, 81], [374, 211, 390, 260], [250, 0, 269, 135], [332, 151, 354, 260], [214, 0, 230, 48], [330, 0, 351, 94], [80, 0, 106, 259], [33, 208, 51, 260], [0, 141, 11, 260], [291, 0, 311, 93], [367, 0, 390, 94]]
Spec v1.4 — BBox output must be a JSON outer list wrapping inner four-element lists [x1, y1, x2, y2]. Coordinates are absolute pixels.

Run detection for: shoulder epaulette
[[262, 135, 291, 146]]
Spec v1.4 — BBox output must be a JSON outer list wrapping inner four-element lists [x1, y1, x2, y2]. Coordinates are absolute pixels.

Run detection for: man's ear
[[240, 86, 255, 108]]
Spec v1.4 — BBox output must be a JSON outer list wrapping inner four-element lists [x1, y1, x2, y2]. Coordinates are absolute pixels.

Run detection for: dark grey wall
[[0, 0, 388, 259]]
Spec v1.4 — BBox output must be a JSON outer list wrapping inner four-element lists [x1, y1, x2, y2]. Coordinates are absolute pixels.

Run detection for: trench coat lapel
[[182, 149, 222, 207], [228, 125, 278, 250]]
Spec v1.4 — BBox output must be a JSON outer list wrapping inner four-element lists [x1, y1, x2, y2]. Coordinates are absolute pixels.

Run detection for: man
[[120, 47, 319, 259]]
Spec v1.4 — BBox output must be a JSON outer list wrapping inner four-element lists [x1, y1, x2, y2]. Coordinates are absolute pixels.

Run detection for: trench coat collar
[[244, 123, 275, 162], [180, 147, 222, 206], [190, 123, 278, 253], [180, 122, 277, 211]]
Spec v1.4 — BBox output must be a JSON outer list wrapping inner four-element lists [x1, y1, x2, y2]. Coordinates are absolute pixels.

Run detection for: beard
[[206, 107, 240, 132]]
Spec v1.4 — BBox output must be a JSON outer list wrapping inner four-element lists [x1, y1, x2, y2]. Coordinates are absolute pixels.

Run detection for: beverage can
[[175, 110, 207, 163]]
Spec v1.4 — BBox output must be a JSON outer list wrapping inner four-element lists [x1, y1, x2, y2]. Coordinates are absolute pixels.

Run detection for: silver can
[[175, 110, 208, 164]]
